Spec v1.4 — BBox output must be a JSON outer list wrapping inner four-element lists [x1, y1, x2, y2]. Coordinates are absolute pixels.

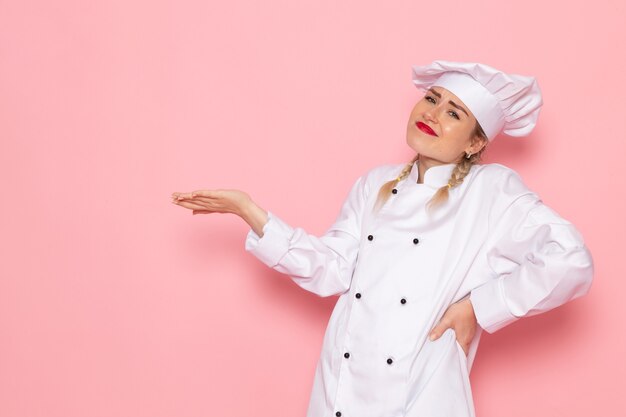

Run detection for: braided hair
[[373, 121, 489, 214]]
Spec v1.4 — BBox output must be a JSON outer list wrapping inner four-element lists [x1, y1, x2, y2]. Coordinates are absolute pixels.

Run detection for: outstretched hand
[[428, 297, 478, 356], [171, 189, 251, 216], [171, 189, 269, 237]]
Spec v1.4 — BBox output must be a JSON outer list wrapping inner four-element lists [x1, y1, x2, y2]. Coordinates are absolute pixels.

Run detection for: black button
[[344, 352, 350, 358], [355, 292, 361, 299], [413, 238, 419, 244], [387, 358, 393, 364], [392, 188, 398, 194], [367, 234, 374, 241], [400, 298, 406, 304], [336, 412, 342, 417]]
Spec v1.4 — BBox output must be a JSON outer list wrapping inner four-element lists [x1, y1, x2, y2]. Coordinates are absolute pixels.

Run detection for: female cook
[[171, 60, 594, 417]]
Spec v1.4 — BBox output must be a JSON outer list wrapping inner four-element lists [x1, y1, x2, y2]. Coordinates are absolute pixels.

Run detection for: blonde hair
[[373, 121, 489, 214]]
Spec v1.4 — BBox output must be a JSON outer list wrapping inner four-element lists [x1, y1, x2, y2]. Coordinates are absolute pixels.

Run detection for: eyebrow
[[427, 88, 469, 117]]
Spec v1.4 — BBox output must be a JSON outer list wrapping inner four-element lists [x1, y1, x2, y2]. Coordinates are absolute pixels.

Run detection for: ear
[[467, 136, 487, 155]]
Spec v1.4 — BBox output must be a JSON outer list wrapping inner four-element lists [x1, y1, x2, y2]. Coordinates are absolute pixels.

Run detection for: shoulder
[[472, 162, 536, 198], [359, 162, 406, 191], [473, 162, 521, 181], [472, 163, 544, 224]]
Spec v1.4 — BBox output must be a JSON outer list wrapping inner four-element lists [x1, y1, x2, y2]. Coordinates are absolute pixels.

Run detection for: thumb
[[429, 322, 449, 341]]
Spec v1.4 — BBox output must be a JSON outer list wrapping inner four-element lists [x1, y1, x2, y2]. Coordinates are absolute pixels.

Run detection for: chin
[[406, 135, 427, 154], [406, 143, 422, 156]]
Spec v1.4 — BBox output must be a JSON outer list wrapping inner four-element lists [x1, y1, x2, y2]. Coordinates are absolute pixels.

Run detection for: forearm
[[470, 244, 594, 333], [243, 172, 369, 298]]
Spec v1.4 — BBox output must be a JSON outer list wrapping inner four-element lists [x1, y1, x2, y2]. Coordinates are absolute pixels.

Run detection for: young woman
[[171, 60, 594, 417]]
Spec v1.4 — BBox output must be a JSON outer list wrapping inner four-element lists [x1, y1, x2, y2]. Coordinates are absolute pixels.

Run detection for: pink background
[[1, 0, 624, 416]]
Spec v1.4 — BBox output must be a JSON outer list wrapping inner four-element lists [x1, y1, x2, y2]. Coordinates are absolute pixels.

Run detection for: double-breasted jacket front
[[244, 160, 594, 417]]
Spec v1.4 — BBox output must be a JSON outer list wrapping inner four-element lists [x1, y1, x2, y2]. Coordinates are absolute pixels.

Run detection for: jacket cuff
[[470, 277, 520, 334], [244, 211, 294, 268]]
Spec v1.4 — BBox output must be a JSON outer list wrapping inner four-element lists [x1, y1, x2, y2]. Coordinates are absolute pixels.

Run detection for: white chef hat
[[411, 60, 543, 141]]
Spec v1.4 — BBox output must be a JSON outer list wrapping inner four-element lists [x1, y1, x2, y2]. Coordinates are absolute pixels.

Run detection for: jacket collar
[[408, 159, 457, 189]]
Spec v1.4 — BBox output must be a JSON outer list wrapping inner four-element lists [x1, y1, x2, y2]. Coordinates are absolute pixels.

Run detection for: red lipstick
[[416, 121, 437, 137]]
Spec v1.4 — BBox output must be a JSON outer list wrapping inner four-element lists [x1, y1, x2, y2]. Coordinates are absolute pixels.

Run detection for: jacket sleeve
[[469, 171, 595, 334], [243, 172, 371, 297]]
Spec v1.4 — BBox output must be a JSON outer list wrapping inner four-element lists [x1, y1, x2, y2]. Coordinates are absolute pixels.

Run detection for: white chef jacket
[[244, 160, 594, 417]]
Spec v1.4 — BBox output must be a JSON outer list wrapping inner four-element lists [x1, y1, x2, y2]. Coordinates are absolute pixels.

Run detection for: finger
[[173, 200, 207, 210], [174, 192, 196, 200], [174, 190, 221, 201], [180, 197, 221, 209], [429, 322, 449, 341], [190, 190, 219, 198], [189, 195, 219, 204], [192, 210, 215, 215]]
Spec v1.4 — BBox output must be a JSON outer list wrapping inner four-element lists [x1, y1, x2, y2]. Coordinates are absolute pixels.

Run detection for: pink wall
[[1, 0, 623, 415]]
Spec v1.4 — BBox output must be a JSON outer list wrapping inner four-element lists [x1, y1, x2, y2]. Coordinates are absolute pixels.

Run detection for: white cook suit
[[244, 160, 594, 417]]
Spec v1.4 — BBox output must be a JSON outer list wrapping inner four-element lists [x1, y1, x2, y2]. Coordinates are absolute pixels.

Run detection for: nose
[[423, 107, 438, 123], [423, 100, 446, 124]]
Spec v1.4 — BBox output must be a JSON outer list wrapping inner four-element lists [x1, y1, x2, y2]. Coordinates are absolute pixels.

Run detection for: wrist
[[237, 198, 256, 220], [239, 199, 269, 237], [464, 298, 477, 321]]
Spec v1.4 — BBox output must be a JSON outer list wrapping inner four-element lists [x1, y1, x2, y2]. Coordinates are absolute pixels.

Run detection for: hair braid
[[424, 151, 481, 213], [373, 154, 419, 213]]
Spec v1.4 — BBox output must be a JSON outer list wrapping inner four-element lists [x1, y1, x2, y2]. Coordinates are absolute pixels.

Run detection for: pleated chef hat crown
[[411, 60, 543, 141]]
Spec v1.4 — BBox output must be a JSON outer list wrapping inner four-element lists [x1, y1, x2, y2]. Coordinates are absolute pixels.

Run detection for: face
[[406, 86, 485, 165]]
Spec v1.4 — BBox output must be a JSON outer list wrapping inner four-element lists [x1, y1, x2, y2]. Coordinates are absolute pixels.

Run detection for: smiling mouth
[[416, 121, 438, 137]]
